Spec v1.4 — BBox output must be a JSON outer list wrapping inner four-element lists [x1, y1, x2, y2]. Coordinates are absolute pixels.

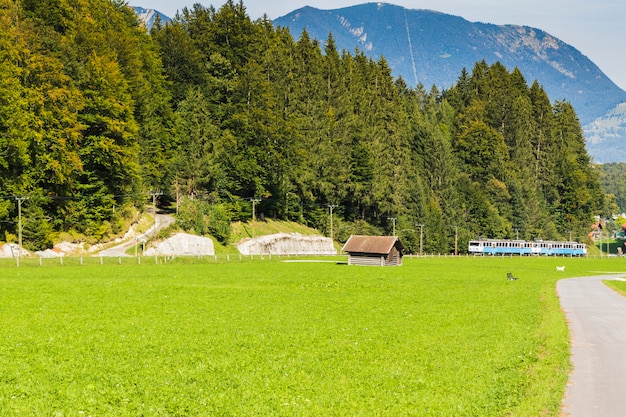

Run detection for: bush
[[22, 204, 54, 251], [177, 198, 232, 244]]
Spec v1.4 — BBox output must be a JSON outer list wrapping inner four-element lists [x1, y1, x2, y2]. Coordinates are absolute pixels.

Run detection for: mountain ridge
[[274, 3, 626, 125], [132, 3, 625, 163], [133, 6, 170, 29], [274, 3, 626, 162]]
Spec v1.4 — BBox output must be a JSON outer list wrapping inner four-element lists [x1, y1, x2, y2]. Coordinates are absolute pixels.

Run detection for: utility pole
[[387, 217, 397, 236], [416, 223, 423, 256], [149, 190, 163, 214], [328, 204, 338, 241], [174, 178, 180, 215], [250, 198, 261, 221], [250, 198, 261, 238], [16, 196, 28, 267], [454, 225, 458, 256], [150, 190, 163, 229]]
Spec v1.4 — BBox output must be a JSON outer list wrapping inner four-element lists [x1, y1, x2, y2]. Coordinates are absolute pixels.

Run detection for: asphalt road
[[558, 274, 626, 417]]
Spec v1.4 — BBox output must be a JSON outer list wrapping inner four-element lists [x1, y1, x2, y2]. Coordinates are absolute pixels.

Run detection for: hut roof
[[341, 235, 405, 255]]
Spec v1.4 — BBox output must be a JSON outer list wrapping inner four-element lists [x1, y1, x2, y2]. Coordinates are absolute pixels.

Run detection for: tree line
[[0, 0, 606, 252], [597, 163, 626, 215]]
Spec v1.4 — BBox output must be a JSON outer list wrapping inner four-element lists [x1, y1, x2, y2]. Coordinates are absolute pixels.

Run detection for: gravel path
[[97, 213, 174, 257], [557, 274, 626, 416]]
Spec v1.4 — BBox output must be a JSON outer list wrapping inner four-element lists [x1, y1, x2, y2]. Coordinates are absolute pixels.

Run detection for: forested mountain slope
[[597, 163, 626, 213], [274, 3, 626, 125], [0, 0, 605, 254], [274, 3, 626, 162]]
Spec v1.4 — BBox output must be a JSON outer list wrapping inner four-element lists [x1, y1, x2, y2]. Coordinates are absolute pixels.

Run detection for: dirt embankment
[[0, 213, 175, 258], [238, 233, 336, 255], [1, 216, 336, 258]]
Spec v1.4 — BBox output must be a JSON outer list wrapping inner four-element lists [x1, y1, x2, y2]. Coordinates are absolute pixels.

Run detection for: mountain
[[585, 103, 626, 162], [133, 6, 170, 29], [273, 2, 626, 162]]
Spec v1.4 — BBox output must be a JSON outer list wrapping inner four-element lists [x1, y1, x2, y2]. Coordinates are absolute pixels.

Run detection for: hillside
[[274, 2, 626, 162], [274, 3, 626, 125], [0, 1, 604, 256], [585, 104, 626, 162]]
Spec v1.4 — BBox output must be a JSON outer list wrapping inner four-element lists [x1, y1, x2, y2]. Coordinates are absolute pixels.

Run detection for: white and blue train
[[468, 239, 587, 256]]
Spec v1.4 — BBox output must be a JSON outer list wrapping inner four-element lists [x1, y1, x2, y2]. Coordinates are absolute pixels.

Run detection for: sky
[[135, 0, 626, 91]]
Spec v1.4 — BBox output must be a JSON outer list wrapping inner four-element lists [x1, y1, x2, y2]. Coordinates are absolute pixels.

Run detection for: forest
[[598, 163, 626, 214], [0, 0, 613, 253]]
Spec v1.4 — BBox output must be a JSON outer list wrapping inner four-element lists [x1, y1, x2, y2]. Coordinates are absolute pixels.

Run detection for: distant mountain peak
[[133, 6, 170, 30]]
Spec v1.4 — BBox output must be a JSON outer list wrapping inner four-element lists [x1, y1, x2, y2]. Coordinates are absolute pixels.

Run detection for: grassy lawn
[[0, 256, 624, 416], [603, 276, 626, 295]]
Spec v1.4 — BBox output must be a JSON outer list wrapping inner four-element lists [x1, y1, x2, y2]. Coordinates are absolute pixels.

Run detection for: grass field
[[0, 256, 625, 416]]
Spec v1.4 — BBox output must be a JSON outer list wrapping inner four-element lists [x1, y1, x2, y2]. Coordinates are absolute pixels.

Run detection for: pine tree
[[366, 57, 414, 221], [171, 88, 223, 198], [0, 1, 30, 193], [151, 16, 208, 104], [552, 101, 603, 236], [505, 95, 537, 237]]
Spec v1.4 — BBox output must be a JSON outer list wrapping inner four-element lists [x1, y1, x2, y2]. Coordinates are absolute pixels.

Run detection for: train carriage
[[468, 239, 586, 256]]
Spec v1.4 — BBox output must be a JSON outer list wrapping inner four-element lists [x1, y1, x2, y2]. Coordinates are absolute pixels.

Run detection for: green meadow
[[1, 256, 625, 416]]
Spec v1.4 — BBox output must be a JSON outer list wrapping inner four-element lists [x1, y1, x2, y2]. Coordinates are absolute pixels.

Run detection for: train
[[468, 239, 587, 256]]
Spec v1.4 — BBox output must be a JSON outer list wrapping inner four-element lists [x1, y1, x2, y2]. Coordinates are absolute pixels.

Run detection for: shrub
[[177, 198, 232, 244]]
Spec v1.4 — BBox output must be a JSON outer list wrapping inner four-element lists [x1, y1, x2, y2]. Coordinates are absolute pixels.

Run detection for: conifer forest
[[0, 0, 611, 253]]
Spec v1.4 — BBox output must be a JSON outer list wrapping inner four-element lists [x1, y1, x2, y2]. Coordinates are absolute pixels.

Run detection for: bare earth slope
[[98, 213, 174, 257]]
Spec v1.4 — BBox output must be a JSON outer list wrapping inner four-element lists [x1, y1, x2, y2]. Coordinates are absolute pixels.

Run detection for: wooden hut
[[341, 235, 405, 266]]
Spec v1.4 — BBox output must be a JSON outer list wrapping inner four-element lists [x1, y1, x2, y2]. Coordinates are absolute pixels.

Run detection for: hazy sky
[[136, 0, 626, 90]]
